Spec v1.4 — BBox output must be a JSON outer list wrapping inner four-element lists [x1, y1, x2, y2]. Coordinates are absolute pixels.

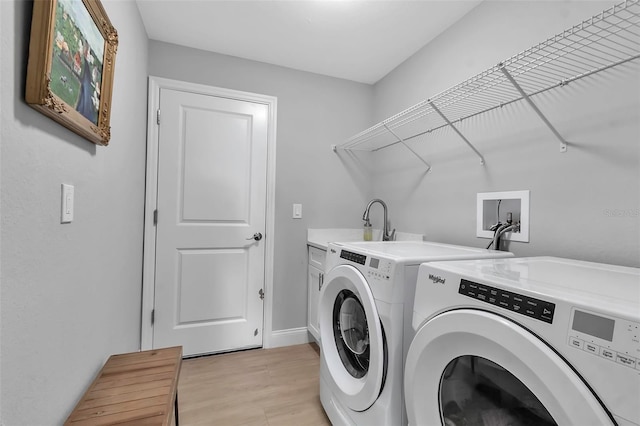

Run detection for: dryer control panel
[[459, 279, 555, 323], [567, 308, 640, 371]]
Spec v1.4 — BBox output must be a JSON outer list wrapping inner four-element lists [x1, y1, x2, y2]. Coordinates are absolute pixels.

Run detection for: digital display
[[370, 258, 379, 269], [572, 310, 615, 342]]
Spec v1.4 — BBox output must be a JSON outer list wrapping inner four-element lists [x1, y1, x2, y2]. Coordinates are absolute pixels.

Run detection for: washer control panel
[[568, 308, 640, 371], [340, 250, 366, 265], [339, 250, 392, 281], [459, 279, 555, 324]]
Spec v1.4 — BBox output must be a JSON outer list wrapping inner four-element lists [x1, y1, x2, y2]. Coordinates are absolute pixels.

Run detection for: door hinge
[[258, 288, 264, 300], [156, 109, 161, 125], [151, 309, 155, 325], [153, 209, 158, 225]]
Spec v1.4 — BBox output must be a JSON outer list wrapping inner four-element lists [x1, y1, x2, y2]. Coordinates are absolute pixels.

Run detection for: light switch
[[61, 184, 74, 223], [293, 203, 302, 219]]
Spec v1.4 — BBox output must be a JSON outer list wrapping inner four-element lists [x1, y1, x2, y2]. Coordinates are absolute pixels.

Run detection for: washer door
[[319, 264, 385, 412], [404, 310, 614, 426]]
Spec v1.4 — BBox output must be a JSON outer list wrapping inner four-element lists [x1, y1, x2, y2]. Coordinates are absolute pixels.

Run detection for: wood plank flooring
[[177, 343, 331, 425]]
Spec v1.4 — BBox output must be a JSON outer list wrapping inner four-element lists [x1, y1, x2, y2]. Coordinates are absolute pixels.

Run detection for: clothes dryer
[[405, 257, 640, 426], [318, 241, 514, 426]]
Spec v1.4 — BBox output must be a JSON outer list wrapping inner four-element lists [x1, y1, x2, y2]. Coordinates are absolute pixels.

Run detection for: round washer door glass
[[334, 290, 370, 378], [440, 355, 555, 426]]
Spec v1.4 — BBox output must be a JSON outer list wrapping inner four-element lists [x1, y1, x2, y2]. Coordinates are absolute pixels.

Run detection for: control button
[[569, 337, 584, 350], [512, 304, 522, 312], [583, 342, 599, 354], [600, 347, 617, 361], [615, 354, 637, 369]]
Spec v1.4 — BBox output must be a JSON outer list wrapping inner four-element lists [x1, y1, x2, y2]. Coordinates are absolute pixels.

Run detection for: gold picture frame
[[25, 0, 118, 146]]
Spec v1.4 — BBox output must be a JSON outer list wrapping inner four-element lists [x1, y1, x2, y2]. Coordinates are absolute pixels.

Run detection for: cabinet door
[[307, 246, 326, 342], [307, 264, 322, 341]]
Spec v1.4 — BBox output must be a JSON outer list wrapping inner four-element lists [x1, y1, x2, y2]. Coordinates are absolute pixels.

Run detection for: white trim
[[141, 76, 277, 351], [268, 327, 312, 348]]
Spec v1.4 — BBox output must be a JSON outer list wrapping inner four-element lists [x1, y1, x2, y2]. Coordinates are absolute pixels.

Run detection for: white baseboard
[[266, 327, 311, 348]]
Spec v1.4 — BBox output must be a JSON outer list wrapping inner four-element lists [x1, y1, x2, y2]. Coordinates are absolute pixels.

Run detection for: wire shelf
[[336, 0, 640, 164]]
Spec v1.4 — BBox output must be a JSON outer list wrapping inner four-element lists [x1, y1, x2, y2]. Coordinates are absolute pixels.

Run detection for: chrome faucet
[[362, 199, 396, 241], [486, 215, 520, 251]]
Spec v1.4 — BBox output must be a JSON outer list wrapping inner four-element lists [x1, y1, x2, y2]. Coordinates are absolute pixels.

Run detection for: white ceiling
[[135, 1, 482, 84]]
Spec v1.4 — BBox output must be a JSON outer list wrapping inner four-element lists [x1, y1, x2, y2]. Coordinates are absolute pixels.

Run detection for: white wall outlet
[[477, 190, 529, 242], [293, 203, 302, 219], [61, 184, 74, 223]]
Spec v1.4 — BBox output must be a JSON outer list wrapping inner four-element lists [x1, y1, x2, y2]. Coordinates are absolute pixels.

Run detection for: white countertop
[[307, 228, 423, 250]]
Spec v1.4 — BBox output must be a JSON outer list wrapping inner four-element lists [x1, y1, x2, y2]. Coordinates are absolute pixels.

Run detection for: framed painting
[[25, 0, 118, 146]]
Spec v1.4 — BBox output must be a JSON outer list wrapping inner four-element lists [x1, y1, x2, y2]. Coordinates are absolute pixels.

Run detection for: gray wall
[[148, 41, 374, 331], [1, 2, 637, 423], [369, 0, 639, 267], [0, 0, 149, 423]]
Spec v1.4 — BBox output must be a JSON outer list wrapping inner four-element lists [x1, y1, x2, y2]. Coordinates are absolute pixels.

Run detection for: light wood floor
[[177, 343, 332, 425]]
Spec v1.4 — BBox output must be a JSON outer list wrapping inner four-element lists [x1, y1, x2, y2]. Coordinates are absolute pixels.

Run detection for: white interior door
[[153, 87, 269, 357]]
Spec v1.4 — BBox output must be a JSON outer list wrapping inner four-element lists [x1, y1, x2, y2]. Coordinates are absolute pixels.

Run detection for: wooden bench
[[65, 346, 183, 426]]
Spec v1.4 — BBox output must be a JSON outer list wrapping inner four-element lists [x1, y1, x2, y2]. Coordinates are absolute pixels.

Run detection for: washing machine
[[318, 241, 514, 426], [404, 256, 640, 426]]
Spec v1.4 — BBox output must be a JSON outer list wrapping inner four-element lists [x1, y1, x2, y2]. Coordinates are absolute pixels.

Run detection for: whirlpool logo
[[428, 274, 446, 285]]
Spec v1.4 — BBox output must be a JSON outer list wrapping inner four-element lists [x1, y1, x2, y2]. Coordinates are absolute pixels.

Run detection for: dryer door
[[405, 309, 614, 426], [319, 264, 386, 412]]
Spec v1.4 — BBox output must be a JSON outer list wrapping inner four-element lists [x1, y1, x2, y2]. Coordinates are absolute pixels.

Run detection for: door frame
[[141, 76, 277, 351]]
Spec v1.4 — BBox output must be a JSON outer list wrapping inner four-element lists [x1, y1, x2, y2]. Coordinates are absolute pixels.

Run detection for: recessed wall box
[[477, 190, 529, 243]]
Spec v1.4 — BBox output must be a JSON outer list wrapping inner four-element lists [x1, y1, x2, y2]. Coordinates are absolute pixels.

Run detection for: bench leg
[[174, 392, 179, 426]]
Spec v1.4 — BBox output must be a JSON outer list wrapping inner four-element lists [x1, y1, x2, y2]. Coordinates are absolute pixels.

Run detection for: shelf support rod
[[500, 64, 568, 153], [383, 124, 432, 172], [428, 101, 485, 165]]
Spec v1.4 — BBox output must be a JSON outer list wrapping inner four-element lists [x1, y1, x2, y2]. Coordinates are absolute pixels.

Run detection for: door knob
[[246, 232, 263, 241]]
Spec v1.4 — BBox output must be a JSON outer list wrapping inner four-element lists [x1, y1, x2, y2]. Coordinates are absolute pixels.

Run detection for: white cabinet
[[307, 245, 326, 342]]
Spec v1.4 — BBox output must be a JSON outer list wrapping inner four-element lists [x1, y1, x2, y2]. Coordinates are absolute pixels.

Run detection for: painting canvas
[[26, 0, 117, 146], [50, 0, 104, 125]]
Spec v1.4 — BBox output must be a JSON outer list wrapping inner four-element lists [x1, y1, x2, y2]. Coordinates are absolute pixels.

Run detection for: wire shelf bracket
[[500, 64, 569, 153], [383, 124, 432, 171], [334, 0, 640, 168], [428, 100, 486, 165]]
